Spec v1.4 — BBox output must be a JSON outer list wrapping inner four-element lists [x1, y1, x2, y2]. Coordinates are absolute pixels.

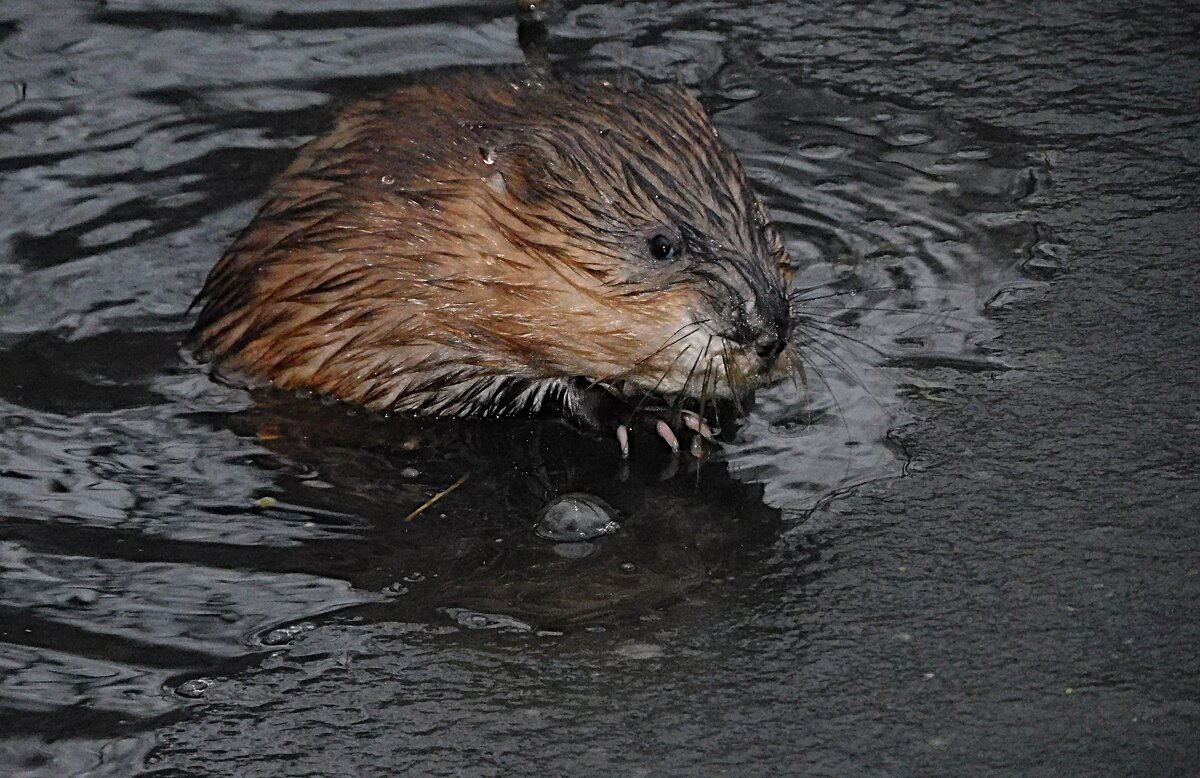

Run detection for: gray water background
[[0, 0, 1197, 775]]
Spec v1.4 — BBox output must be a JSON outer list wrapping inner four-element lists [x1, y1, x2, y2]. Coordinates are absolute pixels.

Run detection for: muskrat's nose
[[754, 314, 791, 364], [727, 292, 793, 365]]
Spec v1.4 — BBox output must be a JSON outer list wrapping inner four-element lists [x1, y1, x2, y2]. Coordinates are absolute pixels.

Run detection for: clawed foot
[[613, 409, 714, 458], [568, 382, 718, 459]]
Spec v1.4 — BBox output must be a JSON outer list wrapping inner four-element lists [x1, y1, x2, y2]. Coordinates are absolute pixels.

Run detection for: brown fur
[[191, 69, 790, 421]]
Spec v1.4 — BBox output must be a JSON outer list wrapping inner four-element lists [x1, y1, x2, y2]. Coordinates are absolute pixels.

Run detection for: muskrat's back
[[191, 69, 793, 452]]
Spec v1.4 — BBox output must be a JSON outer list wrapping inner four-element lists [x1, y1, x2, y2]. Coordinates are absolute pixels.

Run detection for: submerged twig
[[403, 473, 470, 522]]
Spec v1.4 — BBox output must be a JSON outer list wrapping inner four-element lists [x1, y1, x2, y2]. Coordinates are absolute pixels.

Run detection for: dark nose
[[727, 293, 792, 364], [753, 312, 791, 364]]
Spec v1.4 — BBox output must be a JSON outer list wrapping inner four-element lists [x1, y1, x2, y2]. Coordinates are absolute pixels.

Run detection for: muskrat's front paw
[[614, 409, 714, 458], [569, 384, 715, 458]]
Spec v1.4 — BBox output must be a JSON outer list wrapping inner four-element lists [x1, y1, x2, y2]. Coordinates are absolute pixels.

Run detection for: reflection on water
[[717, 81, 1040, 509], [196, 395, 782, 626], [0, 0, 1044, 773]]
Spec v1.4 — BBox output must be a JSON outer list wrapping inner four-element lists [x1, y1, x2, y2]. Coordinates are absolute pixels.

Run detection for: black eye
[[647, 232, 681, 261]]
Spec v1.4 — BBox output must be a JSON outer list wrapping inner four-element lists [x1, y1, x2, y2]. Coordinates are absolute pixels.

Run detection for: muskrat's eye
[[647, 233, 681, 262]]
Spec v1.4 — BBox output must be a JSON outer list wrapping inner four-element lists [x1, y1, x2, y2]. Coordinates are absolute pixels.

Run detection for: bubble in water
[[535, 494, 620, 542], [382, 583, 410, 597], [175, 678, 214, 698], [552, 541, 595, 560], [439, 607, 532, 632], [260, 622, 313, 646], [403, 572, 426, 583]]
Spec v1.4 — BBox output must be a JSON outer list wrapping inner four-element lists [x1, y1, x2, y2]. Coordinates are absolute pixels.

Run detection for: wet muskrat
[[190, 69, 793, 455]]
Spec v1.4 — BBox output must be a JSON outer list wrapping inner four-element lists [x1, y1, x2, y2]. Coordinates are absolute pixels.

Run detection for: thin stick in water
[[403, 473, 470, 522]]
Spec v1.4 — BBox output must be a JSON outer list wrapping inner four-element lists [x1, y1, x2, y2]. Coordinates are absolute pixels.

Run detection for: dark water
[[1, 1, 1197, 775]]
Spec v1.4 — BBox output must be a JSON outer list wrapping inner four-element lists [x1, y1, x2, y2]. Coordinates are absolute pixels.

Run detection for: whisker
[[697, 340, 716, 425], [797, 304, 980, 327], [796, 349, 855, 447], [720, 339, 745, 415], [699, 336, 715, 406], [800, 338, 889, 415], [632, 344, 693, 418], [674, 335, 711, 410], [790, 347, 816, 425], [789, 284, 952, 303], [802, 339, 863, 384], [585, 319, 709, 392], [795, 320, 893, 359], [785, 341, 807, 397], [786, 279, 836, 299], [697, 338, 714, 403]]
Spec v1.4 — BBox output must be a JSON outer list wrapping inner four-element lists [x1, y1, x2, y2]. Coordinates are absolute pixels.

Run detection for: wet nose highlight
[[754, 318, 791, 363]]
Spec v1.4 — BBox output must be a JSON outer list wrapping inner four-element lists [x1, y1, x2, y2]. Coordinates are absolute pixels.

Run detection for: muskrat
[[189, 69, 794, 455]]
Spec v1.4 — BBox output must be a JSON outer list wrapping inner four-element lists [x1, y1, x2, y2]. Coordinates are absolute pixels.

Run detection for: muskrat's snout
[[736, 301, 792, 369], [753, 298, 793, 365], [716, 266, 793, 370]]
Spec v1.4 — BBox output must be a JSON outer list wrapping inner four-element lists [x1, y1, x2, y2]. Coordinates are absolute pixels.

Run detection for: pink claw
[[655, 420, 680, 454], [616, 424, 630, 458], [680, 411, 714, 440]]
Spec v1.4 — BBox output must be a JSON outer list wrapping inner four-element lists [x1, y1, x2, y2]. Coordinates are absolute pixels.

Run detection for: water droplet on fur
[[535, 494, 619, 542]]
